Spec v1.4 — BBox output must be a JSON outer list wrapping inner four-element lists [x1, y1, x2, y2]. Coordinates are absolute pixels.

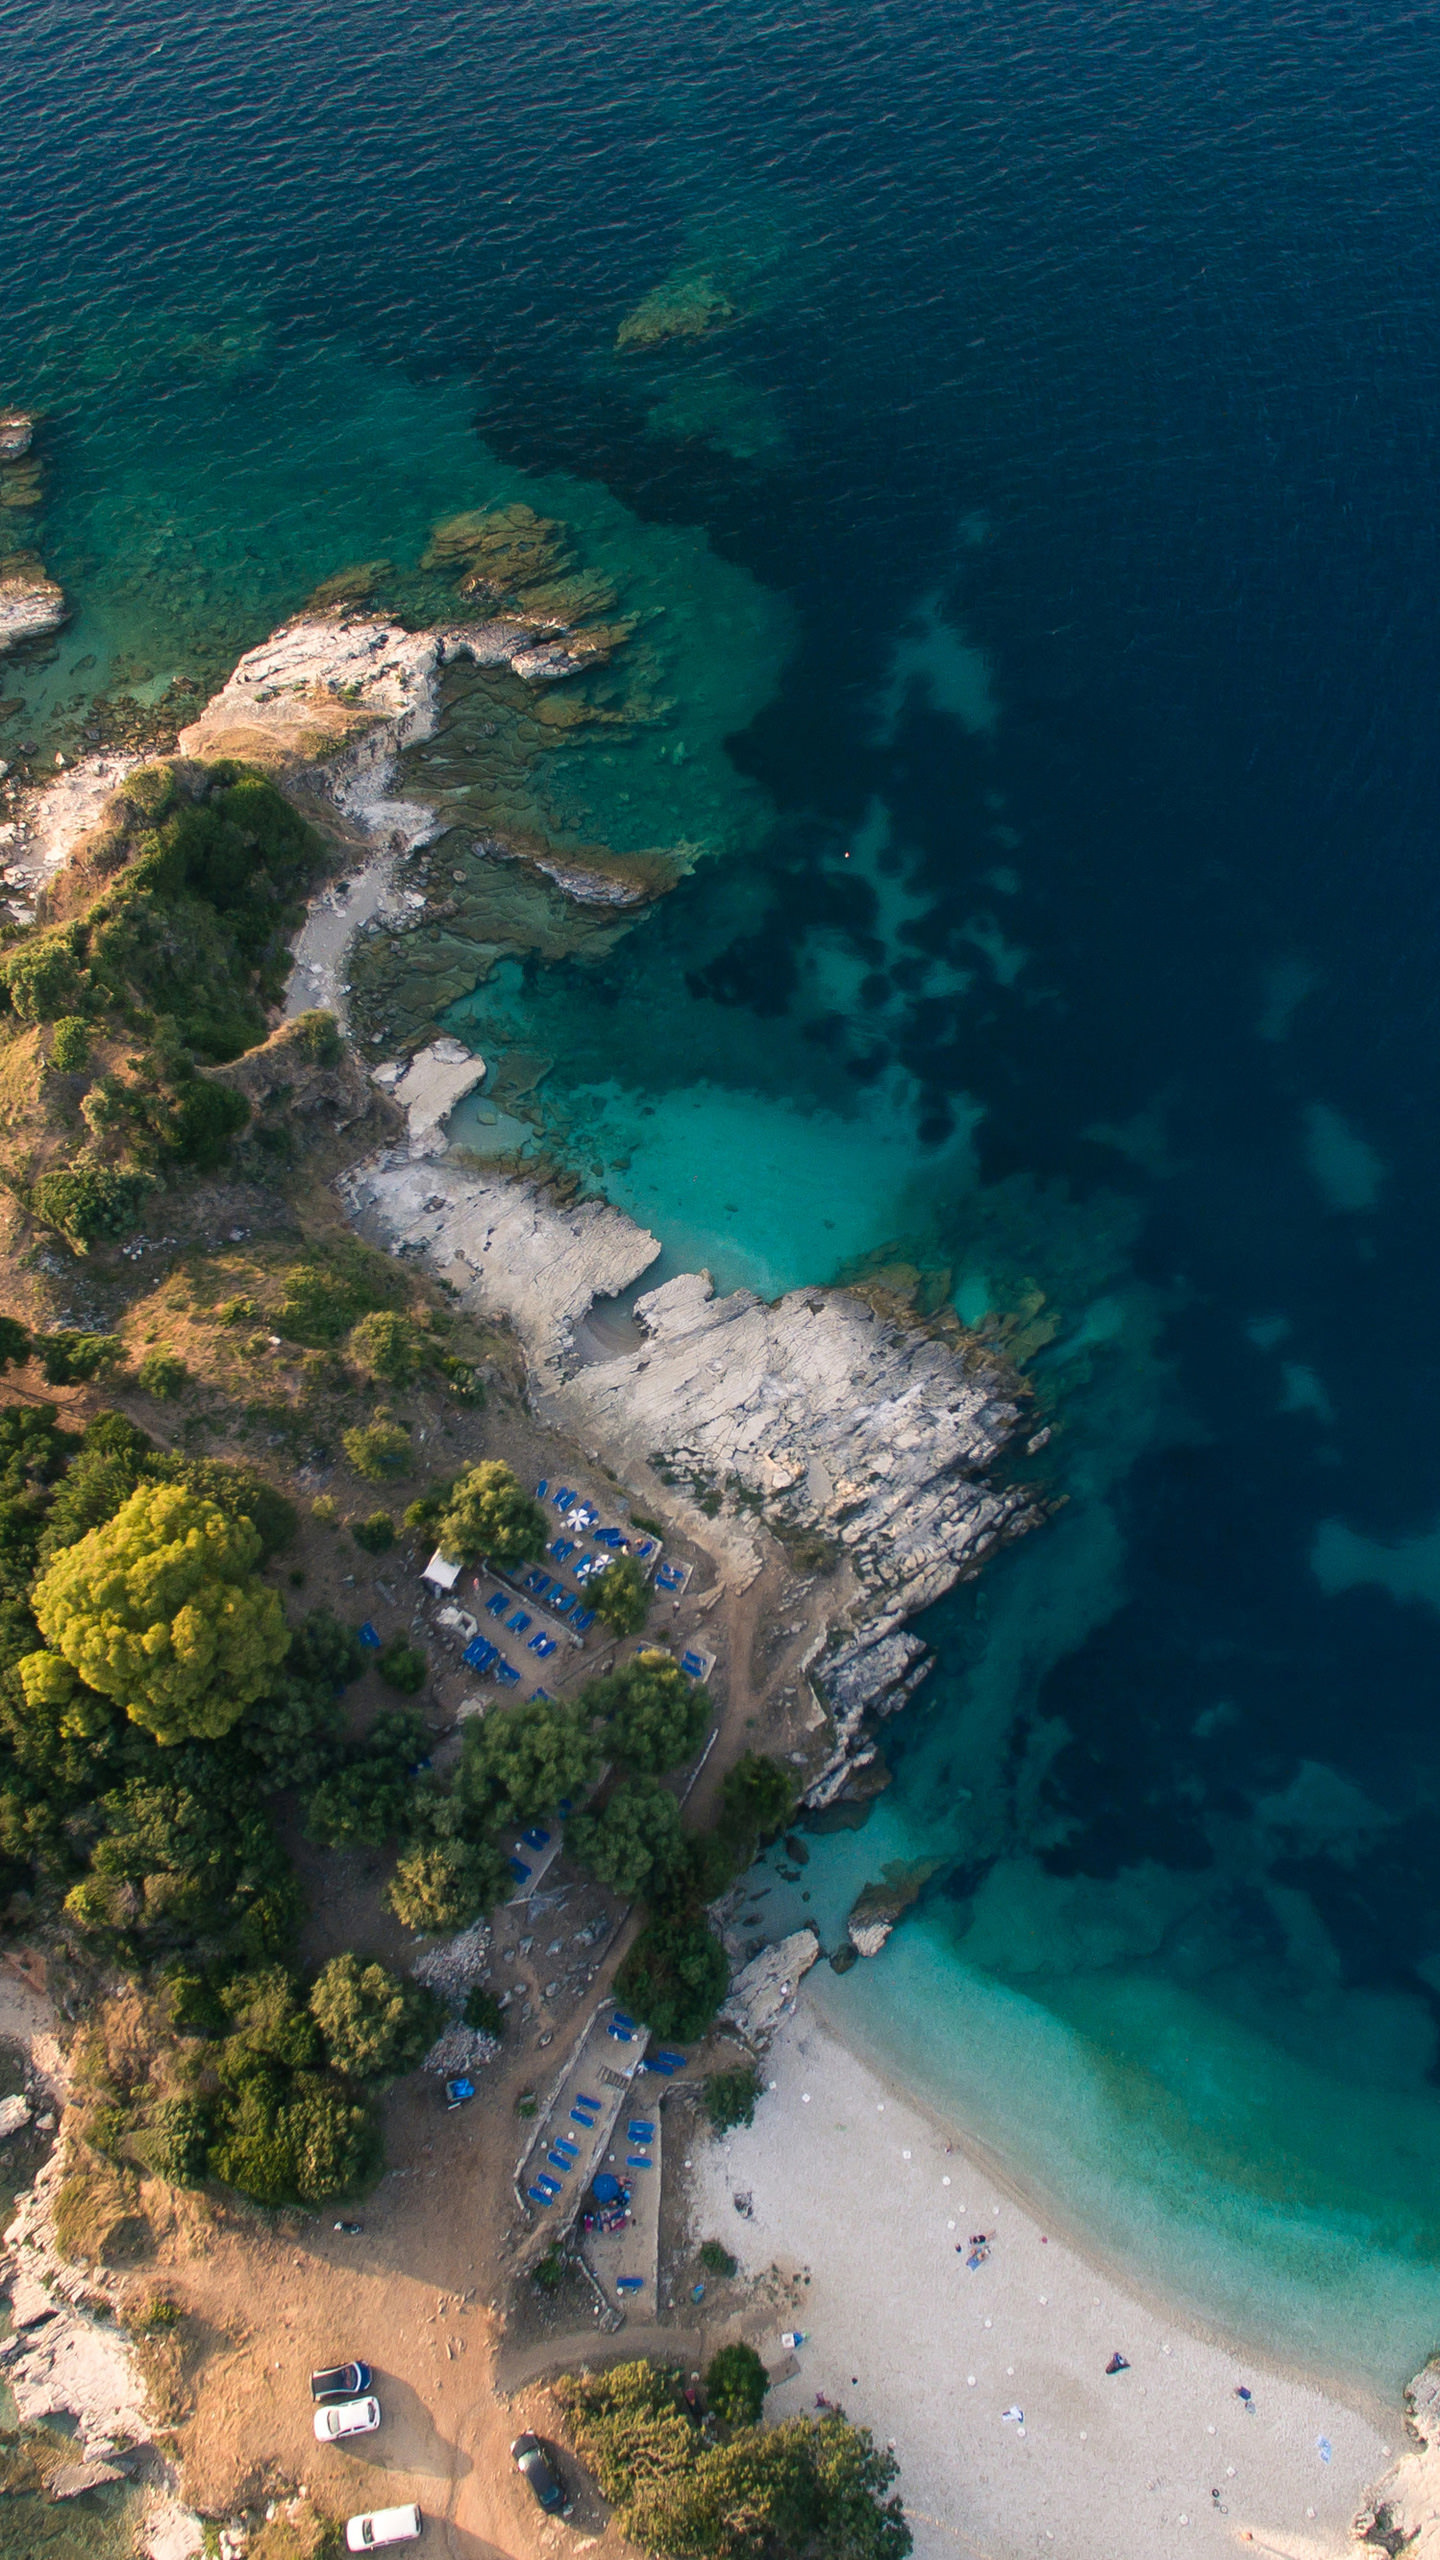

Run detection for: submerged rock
[[846, 1864, 934, 1959], [617, 269, 736, 351], [0, 411, 35, 459], [0, 563, 65, 653]]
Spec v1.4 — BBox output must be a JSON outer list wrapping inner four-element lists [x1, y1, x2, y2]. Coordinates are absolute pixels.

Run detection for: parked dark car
[[511, 2432, 567, 2514], [312, 2361, 373, 2401]]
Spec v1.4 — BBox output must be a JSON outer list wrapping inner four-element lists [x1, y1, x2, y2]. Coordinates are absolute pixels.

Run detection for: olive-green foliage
[[36, 1330, 122, 1386], [705, 2341, 769, 2429], [309, 1952, 442, 2084], [176, 1456, 297, 1561], [28, 1481, 289, 1747], [347, 1310, 426, 1386], [289, 1007, 344, 1066], [32, 1160, 150, 1252], [304, 1708, 427, 1849], [384, 1832, 509, 1933], [61, 1761, 299, 1962], [342, 1419, 412, 1483], [377, 1636, 426, 1694], [137, 1348, 186, 1400], [2, 930, 84, 1022], [588, 1651, 711, 1776], [698, 2240, 737, 2278], [274, 1245, 403, 1347], [718, 1752, 797, 1859], [155, 1073, 250, 1169], [462, 1984, 505, 2038], [238, 1610, 361, 1793], [351, 1510, 396, 1555], [614, 1913, 729, 2044], [590, 1552, 651, 1637], [458, 1692, 602, 1829], [556, 2360, 911, 2560], [436, 1459, 547, 1567], [567, 1775, 685, 1902], [50, 1015, 91, 1073], [137, 2094, 213, 2186], [0, 1317, 29, 1374], [704, 2065, 763, 2136], [401, 1485, 453, 1540], [207, 2064, 380, 2207]]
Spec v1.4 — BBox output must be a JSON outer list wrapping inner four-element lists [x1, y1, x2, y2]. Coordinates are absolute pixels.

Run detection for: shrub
[[351, 1510, 396, 1554], [458, 1693, 602, 1829], [706, 2341, 769, 2429], [33, 1161, 150, 1252], [311, 1494, 339, 1526], [342, 1419, 412, 1483], [50, 1015, 91, 1073], [567, 1775, 685, 1902], [718, 1751, 797, 1859], [462, 1984, 505, 2038], [614, 1913, 729, 2043], [589, 1651, 711, 1776], [347, 1310, 425, 1385], [158, 1075, 249, 1169], [291, 1007, 343, 1066], [37, 1329, 121, 1386], [377, 1636, 426, 1694], [304, 1710, 427, 1848], [0, 1315, 28, 1375], [590, 1552, 650, 1637], [207, 2070, 380, 2207], [274, 1247, 401, 1347], [4, 933, 83, 1022], [28, 1480, 288, 1746], [137, 1348, 186, 1400], [698, 2240, 737, 2278], [310, 1953, 443, 2084], [435, 1459, 547, 1567], [705, 2065, 762, 2135], [141, 2096, 213, 2186]]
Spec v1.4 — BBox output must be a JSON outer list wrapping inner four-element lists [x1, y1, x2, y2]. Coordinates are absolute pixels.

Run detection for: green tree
[[342, 1418, 413, 1483], [567, 1775, 685, 1901], [436, 1460, 548, 1567], [615, 1913, 728, 2043], [28, 1481, 288, 1746], [384, 1833, 509, 1933], [590, 1651, 711, 1775], [704, 2065, 762, 2135], [50, 1015, 91, 1073], [705, 2341, 769, 2429], [347, 1310, 425, 1385], [458, 1692, 602, 1828], [36, 1330, 121, 1386], [718, 1752, 797, 1860], [305, 1710, 427, 1848], [157, 1075, 249, 1169], [4, 932, 84, 1022], [351, 1510, 396, 1554], [137, 1348, 186, 1400], [207, 2068, 380, 2207], [0, 1317, 29, 1374], [378, 1636, 426, 1694], [309, 1953, 442, 2084], [590, 1552, 651, 1637]]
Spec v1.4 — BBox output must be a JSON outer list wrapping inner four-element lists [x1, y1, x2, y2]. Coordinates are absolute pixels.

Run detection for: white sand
[[693, 1996, 1391, 2560]]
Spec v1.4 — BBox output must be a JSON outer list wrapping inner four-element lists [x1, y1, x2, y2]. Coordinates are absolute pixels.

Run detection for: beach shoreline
[[691, 1992, 1395, 2560]]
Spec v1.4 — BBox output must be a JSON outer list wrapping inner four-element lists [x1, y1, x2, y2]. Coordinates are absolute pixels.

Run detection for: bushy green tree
[[590, 1552, 651, 1637], [351, 1510, 396, 1554], [238, 1609, 361, 1792], [28, 1481, 289, 1746], [436, 1459, 548, 1567], [309, 1952, 442, 2083], [342, 1418, 412, 1483], [614, 1913, 728, 2044], [589, 1651, 711, 1776], [458, 1692, 602, 1828], [137, 1348, 186, 1400], [4, 932, 84, 1022], [0, 1317, 29, 1374], [50, 1015, 91, 1073], [207, 2067, 380, 2207], [567, 1775, 685, 1901], [304, 1709, 427, 1848], [705, 2341, 769, 2429], [62, 1770, 296, 1960], [384, 1833, 509, 1933], [347, 1310, 426, 1385], [138, 2095, 213, 2186], [378, 1636, 426, 1694], [36, 1330, 121, 1386]]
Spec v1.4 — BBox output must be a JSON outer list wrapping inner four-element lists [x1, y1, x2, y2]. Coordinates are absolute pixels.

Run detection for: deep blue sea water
[[9, 0, 1440, 2392]]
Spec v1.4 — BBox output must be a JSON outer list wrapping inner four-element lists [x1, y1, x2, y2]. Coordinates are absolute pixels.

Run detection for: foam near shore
[[694, 1998, 1394, 2560]]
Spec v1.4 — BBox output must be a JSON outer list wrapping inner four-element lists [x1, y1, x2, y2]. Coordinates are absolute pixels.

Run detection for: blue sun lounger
[[485, 1590, 509, 1617], [550, 1592, 576, 1617], [509, 1856, 531, 1884], [507, 1609, 532, 1634], [632, 1537, 657, 1562], [522, 1826, 550, 1851], [577, 2092, 603, 2109], [462, 1636, 498, 1673], [572, 1608, 595, 1633], [626, 2155, 652, 2170], [529, 1633, 558, 1659], [528, 2185, 552, 2205], [616, 2276, 644, 2293], [547, 2151, 572, 2172], [535, 2174, 562, 2198], [530, 1687, 551, 1701], [613, 2012, 636, 2030], [524, 1569, 549, 1595], [655, 1562, 686, 1591], [627, 2120, 655, 2142], [495, 1660, 521, 1686], [359, 1621, 381, 1648], [535, 1480, 549, 1499], [609, 2023, 635, 2042], [552, 2136, 578, 2159], [549, 1538, 576, 1563], [681, 1650, 706, 1678], [569, 2107, 595, 2127], [553, 1487, 577, 1510]]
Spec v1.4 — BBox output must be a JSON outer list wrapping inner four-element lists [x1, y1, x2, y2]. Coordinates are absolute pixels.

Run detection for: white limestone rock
[[0, 2091, 32, 2140], [0, 565, 65, 653], [0, 411, 35, 459], [2, 2151, 153, 2451], [719, 1928, 820, 2047], [386, 1037, 488, 1155], [1354, 2357, 1440, 2554]]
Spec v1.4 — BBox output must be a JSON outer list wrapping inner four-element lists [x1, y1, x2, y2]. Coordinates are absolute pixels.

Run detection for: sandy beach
[[692, 1996, 1392, 2560]]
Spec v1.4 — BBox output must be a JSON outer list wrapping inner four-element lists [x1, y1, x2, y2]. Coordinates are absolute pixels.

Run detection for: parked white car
[[314, 2395, 381, 2442], [345, 2505, 422, 2550]]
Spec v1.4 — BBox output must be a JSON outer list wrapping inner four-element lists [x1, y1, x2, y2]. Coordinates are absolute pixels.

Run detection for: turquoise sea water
[[10, 0, 1440, 2396]]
